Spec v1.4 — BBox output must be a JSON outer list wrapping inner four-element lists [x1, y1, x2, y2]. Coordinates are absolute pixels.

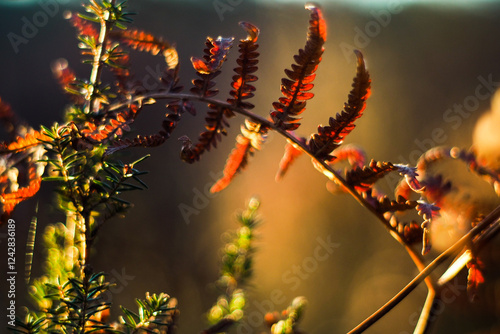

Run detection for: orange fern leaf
[[111, 28, 171, 56], [210, 120, 265, 193], [330, 144, 366, 168], [210, 137, 252, 194], [275, 137, 306, 181], [467, 258, 484, 302], [68, 12, 99, 39], [308, 50, 370, 161], [0, 131, 48, 154], [270, 3, 326, 131], [1, 166, 42, 221]]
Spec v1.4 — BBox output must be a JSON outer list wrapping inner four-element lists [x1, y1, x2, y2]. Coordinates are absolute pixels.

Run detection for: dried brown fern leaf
[[104, 134, 166, 157], [180, 37, 235, 163], [191, 36, 234, 82], [378, 194, 418, 213], [210, 120, 266, 193], [346, 160, 395, 191], [228, 22, 260, 110], [104, 102, 184, 157], [384, 212, 423, 245], [362, 188, 417, 214], [270, 3, 326, 131], [179, 105, 234, 164], [308, 50, 370, 161]]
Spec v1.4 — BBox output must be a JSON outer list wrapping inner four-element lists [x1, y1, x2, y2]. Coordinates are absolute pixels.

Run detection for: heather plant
[[1, 1, 500, 333]]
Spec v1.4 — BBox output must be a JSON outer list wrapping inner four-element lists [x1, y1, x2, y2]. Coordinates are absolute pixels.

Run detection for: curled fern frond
[[228, 22, 260, 110], [275, 137, 306, 181], [191, 36, 234, 78], [394, 164, 425, 193], [270, 3, 326, 131], [210, 120, 266, 193], [308, 50, 370, 161], [417, 146, 500, 196]]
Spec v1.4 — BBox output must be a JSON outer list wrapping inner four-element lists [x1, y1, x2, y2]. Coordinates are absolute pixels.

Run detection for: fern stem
[[413, 290, 437, 334]]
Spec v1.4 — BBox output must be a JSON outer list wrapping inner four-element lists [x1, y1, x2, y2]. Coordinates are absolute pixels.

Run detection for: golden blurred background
[[1, 0, 500, 333]]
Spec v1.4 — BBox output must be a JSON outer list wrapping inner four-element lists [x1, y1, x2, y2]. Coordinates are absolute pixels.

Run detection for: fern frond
[[210, 120, 265, 193], [81, 112, 132, 143], [330, 144, 366, 168], [68, 12, 99, 39], [104, 134, 166, 157], [345, 160, 395, 191], [228, 22, 260, 110], [384, 212, 422, 245], [275, 137, 306, 181], [377, 194, 418, 213], [110, 28, 167, 55], [308, 50, 370, 161], [179, 104, 233, 163], [0, 131, 48, 154], [191, 36, 234, 78], [270, 3, 326, 131], [179, 37, 235, 163]]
